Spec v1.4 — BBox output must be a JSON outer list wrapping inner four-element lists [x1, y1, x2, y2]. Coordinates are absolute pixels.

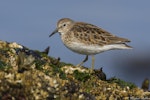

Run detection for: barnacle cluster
[[0, 40, 150, 100]]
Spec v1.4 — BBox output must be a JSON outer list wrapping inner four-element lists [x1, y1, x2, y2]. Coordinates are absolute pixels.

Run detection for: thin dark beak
[[49, 29, 58, 37]]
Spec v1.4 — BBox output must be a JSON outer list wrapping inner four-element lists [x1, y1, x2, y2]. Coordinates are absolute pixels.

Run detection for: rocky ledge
[[0, 40, 149, 100]]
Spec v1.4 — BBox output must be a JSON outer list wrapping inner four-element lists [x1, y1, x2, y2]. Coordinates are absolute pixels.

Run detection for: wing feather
[[70, 22, 130, 46]]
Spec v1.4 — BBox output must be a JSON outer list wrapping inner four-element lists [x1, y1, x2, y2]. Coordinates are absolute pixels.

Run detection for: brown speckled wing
[[70, 22, 130, 46]]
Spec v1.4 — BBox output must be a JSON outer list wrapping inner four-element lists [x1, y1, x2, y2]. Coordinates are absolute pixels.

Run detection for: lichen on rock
[[0, 40, 150, 100]]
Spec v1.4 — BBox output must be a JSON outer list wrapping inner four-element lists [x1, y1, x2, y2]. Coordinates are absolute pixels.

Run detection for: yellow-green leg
[[91, 55, 95, 72], [76, 55, 88, 67]]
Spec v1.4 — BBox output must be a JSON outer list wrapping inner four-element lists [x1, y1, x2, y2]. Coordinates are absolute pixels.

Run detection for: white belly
[[64, 42, 130, 55]]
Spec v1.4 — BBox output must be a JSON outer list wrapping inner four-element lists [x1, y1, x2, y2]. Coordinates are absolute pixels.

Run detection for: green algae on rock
[[0, 40, 150, 100]]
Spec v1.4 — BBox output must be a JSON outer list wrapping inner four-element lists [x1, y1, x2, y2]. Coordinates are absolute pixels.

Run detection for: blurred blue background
[[0, 1, 150, 87]]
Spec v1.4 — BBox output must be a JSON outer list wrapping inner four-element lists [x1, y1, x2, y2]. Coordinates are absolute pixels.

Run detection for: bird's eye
[[63, 24, 66, 26]]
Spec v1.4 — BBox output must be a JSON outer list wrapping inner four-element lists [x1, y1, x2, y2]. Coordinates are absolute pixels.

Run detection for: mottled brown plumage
[[49, 18, 132, 71], [70, 22, 130, 46]]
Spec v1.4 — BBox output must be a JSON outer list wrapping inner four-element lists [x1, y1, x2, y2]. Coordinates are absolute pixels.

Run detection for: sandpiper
[[49, 18, 132, 71]]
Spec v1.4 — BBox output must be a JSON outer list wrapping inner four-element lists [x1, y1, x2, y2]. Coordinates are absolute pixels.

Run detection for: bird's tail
[[116, 43, 132, 49]]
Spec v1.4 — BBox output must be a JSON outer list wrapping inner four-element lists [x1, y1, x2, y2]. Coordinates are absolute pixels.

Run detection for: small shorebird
[[49, 18, 132, 71]]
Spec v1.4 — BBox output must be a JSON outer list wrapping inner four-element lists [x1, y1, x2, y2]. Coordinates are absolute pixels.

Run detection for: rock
[[0, 40, 150, 99]]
